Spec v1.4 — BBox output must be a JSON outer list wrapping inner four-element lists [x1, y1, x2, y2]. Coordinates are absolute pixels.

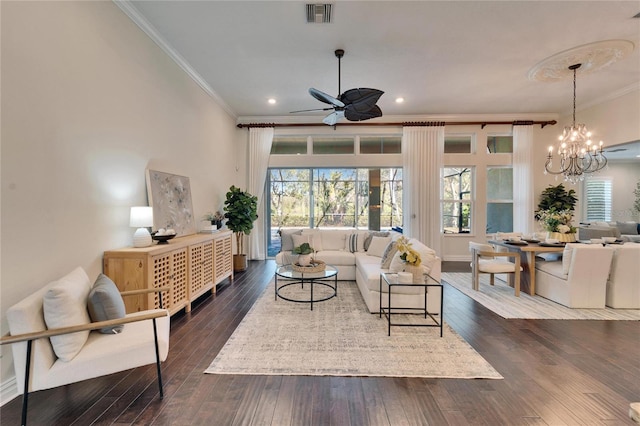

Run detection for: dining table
[[488, 239, 566, 296]]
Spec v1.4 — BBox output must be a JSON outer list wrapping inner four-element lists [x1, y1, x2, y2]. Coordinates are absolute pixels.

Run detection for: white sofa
[[276, 228, 442, 314], [2, 267, 170, 421], [606, 243, 640, 309], [578, 221, 640, 243], [535, 243, 614, 308]]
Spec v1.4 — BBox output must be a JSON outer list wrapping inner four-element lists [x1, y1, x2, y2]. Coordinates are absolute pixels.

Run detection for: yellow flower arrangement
[[396, 236, 421, 266]]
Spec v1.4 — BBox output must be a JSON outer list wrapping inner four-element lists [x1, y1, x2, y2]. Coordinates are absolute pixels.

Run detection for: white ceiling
[[122, 1, 639, 132]]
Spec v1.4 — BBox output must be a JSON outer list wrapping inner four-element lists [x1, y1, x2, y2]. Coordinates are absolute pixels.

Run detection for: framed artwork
[[145, 169, 196, 237]]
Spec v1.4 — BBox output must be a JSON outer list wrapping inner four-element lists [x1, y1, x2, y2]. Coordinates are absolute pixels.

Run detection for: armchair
[[469, 242, 522, 296], [1, 267, 170, 425]]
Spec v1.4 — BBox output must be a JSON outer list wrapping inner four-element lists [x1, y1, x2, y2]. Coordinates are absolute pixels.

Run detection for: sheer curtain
[[402, 125, 444, 254], [513, 124, 534, 234], [247, 127, 274, 260]]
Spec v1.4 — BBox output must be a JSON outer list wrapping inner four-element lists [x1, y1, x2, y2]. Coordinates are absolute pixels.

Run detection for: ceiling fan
[[291, 49, 384, 126]]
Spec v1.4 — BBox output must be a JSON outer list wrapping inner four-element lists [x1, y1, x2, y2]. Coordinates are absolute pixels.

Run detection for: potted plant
[[293, 242, 315, 266], [204, 211, 225, 229], [223, 185, 258, 272], [535, 184, 578, 242]]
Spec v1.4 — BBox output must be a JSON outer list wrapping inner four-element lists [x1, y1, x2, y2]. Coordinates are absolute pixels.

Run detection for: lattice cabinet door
[[170, 247, 189, 313], [188, 241, 214, 308], [214, 233, 233, 285], [151, 252, 172, 310]]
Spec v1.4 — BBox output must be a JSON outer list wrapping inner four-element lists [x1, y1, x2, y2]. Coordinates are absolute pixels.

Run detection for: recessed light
[[268, 98, 277, 105], [395, 97, 404, 104]]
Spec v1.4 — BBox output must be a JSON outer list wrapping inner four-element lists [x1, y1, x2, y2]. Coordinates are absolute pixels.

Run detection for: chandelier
[[544, 63, 607, 184]]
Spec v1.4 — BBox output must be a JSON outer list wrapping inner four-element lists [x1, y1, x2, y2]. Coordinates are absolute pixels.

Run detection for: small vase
[[298, 254, 312, 266], [403, 264, 424, 283], [547, 231, 576, 243]]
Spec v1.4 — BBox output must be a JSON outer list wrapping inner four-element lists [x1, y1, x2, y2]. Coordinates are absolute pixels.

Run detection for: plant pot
[[233, 254, 248, 272], [547, 232, 576, 243], [297, 253, 313, 266]]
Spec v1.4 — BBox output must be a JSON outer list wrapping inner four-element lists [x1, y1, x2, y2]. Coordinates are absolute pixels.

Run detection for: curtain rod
[[236, 120, 557, 130]]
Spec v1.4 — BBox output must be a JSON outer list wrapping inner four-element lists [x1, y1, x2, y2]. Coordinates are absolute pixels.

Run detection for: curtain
[[247, 127, 274, 260], [401, 125, 444, 254], [513, 124, 534, 234]]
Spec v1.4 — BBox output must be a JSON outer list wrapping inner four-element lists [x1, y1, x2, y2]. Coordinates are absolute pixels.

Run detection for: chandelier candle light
[[545, 63, 607, 184]]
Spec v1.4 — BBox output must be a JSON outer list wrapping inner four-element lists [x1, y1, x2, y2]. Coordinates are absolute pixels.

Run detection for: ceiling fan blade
[[309, 88, 345, 108], [340, 88, 384, 109], [322, 110, 345, 126], [289, 107, 334, 114], [344, 105, 382, 122]]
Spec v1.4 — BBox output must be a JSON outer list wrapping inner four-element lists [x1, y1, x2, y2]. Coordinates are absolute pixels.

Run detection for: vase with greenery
[[293, 242, 315, 266], [204, 211, 225, 229], [535, 184, 578, 242], [223, 185, 258, 272]]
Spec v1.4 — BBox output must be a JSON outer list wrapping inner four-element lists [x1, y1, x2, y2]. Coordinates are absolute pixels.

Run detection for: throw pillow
[[380, 241, 398, 269], [279, 229, 302, 252], [87, 274, 126, 334], [388, 251, 405, 273], [366, 236, 392, 257], [300, 230, 324, 252], [617, 221, 639, 235], [364, 231, 389, 251], [345, 233, 359, 253], [292, 233, 322, 253], [43, 267, 92, 362]]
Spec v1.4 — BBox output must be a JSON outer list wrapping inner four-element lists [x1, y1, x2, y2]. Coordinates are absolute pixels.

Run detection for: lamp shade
[[130, 206, 153, 228]]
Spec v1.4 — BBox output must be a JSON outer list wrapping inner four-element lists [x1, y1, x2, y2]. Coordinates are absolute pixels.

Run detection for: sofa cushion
[[280, 228, 303, 252], [314, 250, 355, 266], [43, 267, 92, 362], [617, 221, 639, 235], [345, 230, 369, 252], [380, 241, 398, 269], [364, 231, 390, 251], [292, 233, 323, 253], [87, 274, 126, 334], [366, 236, 392, 257], [409, 238, 438, 274], [300, 229, 324, 252], [319, 229, 348, 251]]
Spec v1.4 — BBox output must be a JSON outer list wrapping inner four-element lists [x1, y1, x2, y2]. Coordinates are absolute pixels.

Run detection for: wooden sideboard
[[104, 230, 233, 316]]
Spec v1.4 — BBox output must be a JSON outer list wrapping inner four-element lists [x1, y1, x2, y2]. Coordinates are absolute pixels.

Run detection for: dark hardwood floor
[[2, 260, 638, 425]]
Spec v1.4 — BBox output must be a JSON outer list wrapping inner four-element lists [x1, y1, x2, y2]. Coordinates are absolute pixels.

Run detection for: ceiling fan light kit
[[292, 49, 384, 125]]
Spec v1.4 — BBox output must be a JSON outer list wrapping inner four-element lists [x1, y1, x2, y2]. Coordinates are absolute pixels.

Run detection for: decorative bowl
[[151, 232, 176, 244]]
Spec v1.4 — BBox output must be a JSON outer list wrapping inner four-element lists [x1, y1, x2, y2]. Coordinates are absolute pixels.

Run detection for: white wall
[[0, 1, 242, 393]]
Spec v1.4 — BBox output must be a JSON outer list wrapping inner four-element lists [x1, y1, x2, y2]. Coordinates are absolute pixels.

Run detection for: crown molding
[[113, 0, 237, 119]]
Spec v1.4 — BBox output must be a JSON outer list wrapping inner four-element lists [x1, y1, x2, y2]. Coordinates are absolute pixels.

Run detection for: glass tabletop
[[380, 271, 440, 285], [276, 264, 338, 279]]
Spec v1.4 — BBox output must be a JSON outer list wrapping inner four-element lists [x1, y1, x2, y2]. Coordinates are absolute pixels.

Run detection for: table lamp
[[130, 206, 153, 247]]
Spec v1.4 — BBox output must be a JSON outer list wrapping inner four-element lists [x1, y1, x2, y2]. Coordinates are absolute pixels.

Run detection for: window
[[487, 135, 513, 153], [486, 167, 513, 233], [442, 167, 472, 233], [270, 137, 307, 155], [444, 135, 471, 154], [312, 137, 354, 154], [360, 136, 401, 154], [584, 177, 612, 222], [268, 167, 403, 256]]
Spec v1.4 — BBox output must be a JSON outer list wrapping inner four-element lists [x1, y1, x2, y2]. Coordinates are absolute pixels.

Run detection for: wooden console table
[[104, 231, 233, 316]]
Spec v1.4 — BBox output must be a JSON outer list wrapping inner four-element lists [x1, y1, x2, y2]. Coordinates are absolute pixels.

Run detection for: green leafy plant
[[293, 242, 314, 255], [223, 185, 258, 256], [535, 184, 577, 220]]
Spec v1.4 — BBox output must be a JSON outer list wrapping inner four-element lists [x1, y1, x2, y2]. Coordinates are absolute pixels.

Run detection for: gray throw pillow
[[364, 231, 390, 251], [87, 274, 126, 334], [380, 241, 398, 269], [616, 221, 639, 235]]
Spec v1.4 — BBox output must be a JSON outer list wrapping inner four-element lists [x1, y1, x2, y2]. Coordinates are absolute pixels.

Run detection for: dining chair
[[469, 242, 523, 296]]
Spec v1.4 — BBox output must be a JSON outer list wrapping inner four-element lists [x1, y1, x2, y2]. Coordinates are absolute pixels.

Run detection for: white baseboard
[[0, 376, 18, 407]]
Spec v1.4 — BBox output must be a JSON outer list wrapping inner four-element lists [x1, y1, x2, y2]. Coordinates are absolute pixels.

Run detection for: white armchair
[[469, 242, 522, 296], [535, 243, 614, 308], [606, 243, 640, 308], [1, 267, 170, 425]]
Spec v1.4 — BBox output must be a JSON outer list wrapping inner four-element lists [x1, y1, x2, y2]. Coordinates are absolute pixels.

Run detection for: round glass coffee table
[[274, 264, 338, 310]]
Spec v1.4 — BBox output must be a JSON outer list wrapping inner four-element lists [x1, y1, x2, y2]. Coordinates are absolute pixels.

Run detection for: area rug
[[205, 280, 502, 379], [443, 272, 640, 320]]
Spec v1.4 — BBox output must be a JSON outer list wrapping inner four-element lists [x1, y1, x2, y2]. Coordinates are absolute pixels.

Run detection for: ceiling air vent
[[306, 4, 332, 23]]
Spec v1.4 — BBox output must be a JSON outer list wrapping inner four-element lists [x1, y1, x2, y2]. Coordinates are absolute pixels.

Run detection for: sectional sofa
[[275, 228, 442, 314]]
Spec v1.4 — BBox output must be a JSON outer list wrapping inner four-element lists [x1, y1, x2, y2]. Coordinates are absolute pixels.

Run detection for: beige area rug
[[443, 272, 640, 320], [205, 280, 502, 379]]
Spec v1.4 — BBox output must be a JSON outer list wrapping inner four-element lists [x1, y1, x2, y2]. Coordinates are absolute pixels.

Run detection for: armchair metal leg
[[152, 318, 164, 399], [21, 339, 33, 426]]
